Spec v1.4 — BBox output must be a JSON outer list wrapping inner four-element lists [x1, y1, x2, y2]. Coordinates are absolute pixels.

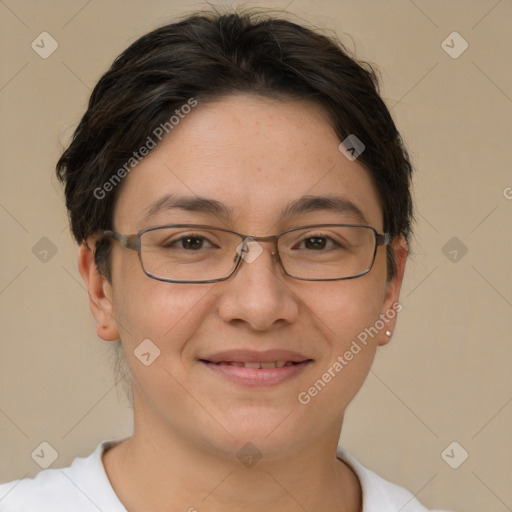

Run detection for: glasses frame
[[102, 223, 391, 284]]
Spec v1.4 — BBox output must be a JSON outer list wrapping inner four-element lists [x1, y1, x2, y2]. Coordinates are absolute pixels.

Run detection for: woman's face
[[95, 94, 407, 460]]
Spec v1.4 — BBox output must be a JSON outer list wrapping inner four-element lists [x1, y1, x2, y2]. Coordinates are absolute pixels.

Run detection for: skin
[[78, 93, 408, 512]]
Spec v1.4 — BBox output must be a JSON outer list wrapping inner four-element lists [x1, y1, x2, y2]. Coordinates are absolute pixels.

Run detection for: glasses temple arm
[[103, 230, 140, 251], [376, 233, 392, 246]]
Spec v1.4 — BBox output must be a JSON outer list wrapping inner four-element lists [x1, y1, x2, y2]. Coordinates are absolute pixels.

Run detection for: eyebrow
[[142, 193, 369, 226]]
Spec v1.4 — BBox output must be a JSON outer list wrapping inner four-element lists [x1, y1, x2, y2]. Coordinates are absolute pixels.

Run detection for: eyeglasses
[[101, 224, 391, 284]]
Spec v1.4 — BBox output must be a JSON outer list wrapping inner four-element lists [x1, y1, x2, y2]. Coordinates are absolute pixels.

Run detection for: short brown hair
[[56, 7, 413, 281]]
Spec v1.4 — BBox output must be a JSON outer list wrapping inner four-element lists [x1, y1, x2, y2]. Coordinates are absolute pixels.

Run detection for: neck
[[102, 403, 361, 512]]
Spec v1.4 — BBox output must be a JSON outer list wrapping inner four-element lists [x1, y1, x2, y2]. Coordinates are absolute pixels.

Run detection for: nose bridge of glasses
[[231, 235, 280, 272], [240, 234, 279, 256], [228, 235, 282, 285]]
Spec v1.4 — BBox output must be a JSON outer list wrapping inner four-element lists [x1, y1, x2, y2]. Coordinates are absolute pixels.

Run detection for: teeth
[[214, 361, 298, 368]]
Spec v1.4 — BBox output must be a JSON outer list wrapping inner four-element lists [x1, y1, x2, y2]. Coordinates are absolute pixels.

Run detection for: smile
[[199, 359, 313, 387]]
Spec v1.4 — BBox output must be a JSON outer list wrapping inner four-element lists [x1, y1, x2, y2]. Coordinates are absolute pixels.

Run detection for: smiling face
[[81, 93, 407, 461]]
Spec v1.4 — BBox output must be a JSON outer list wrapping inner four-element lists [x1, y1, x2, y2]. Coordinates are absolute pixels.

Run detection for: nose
[[216, 239, 300, 331]]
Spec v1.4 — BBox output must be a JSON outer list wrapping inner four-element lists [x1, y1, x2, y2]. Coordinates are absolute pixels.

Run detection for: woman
[[0, 8, 453, 511]]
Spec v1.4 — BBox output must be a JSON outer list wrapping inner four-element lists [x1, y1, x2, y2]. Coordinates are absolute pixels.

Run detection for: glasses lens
[[139, 225, 377, 282], [140, 226, 240, 282], [278, 225, 376, 280]]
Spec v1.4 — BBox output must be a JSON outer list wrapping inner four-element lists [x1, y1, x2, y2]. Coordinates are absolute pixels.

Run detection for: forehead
[[113, 94, 383, 232]]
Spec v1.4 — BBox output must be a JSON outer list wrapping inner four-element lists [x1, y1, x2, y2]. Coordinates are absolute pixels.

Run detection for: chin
[[207, 408, 309, 457]]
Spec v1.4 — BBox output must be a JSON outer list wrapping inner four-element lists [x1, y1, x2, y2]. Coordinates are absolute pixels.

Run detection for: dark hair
[[56, 7, 413, 282]]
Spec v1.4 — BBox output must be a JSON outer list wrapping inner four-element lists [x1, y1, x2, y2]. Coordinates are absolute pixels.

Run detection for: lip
[[199, 349, 313, 388]]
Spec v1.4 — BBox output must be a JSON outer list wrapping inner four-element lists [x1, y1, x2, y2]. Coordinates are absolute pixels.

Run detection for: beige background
[[1, 1, 511, 511]]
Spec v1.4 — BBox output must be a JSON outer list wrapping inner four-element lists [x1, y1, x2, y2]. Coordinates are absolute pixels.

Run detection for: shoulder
[[0, 438, 128, 512], [336, 446, 455, 512]]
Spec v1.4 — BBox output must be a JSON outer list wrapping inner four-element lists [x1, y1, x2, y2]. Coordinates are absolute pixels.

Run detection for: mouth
[[198, 350, 313, 387]]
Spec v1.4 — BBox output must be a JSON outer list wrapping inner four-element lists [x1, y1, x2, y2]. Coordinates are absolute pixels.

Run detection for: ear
[[78, 240, 119, 342], [377, 235, 409, 347]]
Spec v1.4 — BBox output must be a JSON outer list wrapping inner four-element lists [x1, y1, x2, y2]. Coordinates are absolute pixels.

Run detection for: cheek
[[299, 275, 386, 404], [110, 250, 214, 355], [309, 270, 386, 346], [110, 273, 216, 406]]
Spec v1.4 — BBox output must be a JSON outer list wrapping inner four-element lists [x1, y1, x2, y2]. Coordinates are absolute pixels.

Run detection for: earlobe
[[378, 236, 409, 346], [77, 240, 119, 342]]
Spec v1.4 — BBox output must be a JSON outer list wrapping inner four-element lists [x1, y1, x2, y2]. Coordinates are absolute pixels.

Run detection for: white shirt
[[0, 438, 453, 512]]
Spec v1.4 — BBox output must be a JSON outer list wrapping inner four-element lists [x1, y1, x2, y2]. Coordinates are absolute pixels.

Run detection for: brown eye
[[294, 235, 344, 251], [161, 234, 215, 250]]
